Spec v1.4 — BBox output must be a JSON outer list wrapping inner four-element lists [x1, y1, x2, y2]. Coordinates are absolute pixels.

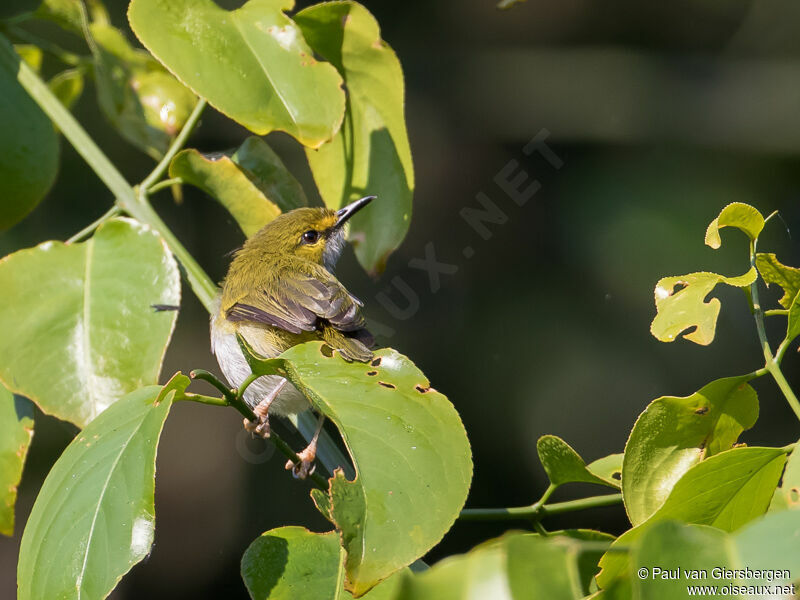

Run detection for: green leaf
[[632, 513, 800, 599], [17, 375, 186, 600], [537, 435, 620, 489], [755, 252, 800, 309], [49, 67, 84, 110], [127, 0, 345, 148], [0, 38, 59, 230], [87, 23, 197, 159], [704, 202, 765, 249], [241, 526, 406, 600], [770, 443, 800, 512], [622, 376, 759, 526], [786, 288, 800, 345], [240, 341, 472, 596], [169, 137, 307, 237], [295, 1, 414, 275], [0, 385, 34, 536], [396, 532, 605, 600], [598, 446, 787, 589], [650, 268, 757, 345], [586, 454, 623, 490], [0, 218, 180, 428]]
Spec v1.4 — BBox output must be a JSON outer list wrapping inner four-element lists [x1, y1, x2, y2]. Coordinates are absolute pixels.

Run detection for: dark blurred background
[[4, 0, 800, 597]]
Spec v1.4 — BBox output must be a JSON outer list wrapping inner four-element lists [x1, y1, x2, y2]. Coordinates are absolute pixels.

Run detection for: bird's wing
[[226, 261, 367, 335]]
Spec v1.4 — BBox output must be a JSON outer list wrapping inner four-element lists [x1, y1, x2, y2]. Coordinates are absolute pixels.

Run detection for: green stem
[[66, 205, 121, 244], [458, 492, 623, 522], [748, 240, 800, 423], [766, 309, 790, 317], [141, 100, 205, 191], [148, 177, 183, 196]]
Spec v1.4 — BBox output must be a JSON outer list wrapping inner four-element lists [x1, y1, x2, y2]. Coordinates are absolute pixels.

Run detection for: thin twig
[[66, 205, 121, 244]]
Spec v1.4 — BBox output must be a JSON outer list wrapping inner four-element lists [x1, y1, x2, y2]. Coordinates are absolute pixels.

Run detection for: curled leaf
[[704, 202, 764, 249], [651, 268, 757, 345], [755, 252, 800, 309], [170, 137, 306, 237], [537, 435, 619, 489], [622, 376, 759, 526]]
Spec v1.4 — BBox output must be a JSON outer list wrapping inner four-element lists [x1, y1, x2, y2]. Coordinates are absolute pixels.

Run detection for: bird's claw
[[243, 415, 270, 439], [285, 446, 317, 479]]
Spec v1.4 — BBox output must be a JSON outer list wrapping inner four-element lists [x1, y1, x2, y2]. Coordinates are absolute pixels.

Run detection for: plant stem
[[66, 205, 121, 244], [148, 177, 183, 195], [458, 493, 623, 522], [748, 240, 800, 422], [141, 100, 206, 192], [766, 309, 790, 317]]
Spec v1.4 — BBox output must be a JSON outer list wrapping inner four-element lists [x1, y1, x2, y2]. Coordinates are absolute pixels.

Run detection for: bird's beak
[[334, 196, 375, 229]]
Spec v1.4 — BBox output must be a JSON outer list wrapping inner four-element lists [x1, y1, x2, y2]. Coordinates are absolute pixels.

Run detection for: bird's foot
[[243, 400, 272, 439], [285, 445, 317, 479]]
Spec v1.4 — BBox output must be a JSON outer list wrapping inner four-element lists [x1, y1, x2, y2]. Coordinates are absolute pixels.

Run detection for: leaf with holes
[[17, 375, 186, 600], [0, 218, 180, 428], [704, 202, 764, 249], [239, 340, 472, 596], [0, 38, 59, 230], [128, 0, 345, 148], [622, 376, 759, 526], [650, 268, 756, 345], [87, 23, 197, 159], [537, 435, 619, 489], [170, 137, 306, 237], [756, 252, 800, 309], [598, 446, 786, 589], [0, 385, 34, 537], [296, 1, 414, 274], [241, 526, 405, 599], [587, 454, 623, 490]]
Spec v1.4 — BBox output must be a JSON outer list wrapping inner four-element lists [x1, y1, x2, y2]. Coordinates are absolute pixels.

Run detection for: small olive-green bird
[[211, 196, 375, 477]]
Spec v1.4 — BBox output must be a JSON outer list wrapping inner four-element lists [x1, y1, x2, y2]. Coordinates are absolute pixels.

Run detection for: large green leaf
[[17, 375, 186, 600], [633, 513, 800, 599], [170, 137, 306, 237], [240, 341, 472, 596], [241, 526, 405, 600], [128, 0, 345, 148], [537, 435, 620, 489], [0, 385, 34, 536], [396, 531, 610, 600], [598, 446, 786, 589], [0, 39, 59, 230], [756, 252, 800, 310], [704, 202, 765, 249], [87, 23, 197, 159], [296, 1, 414, 275], [650, 268, 757, 345], [622, 376, 759, 526], [0, 218, 180, 428]]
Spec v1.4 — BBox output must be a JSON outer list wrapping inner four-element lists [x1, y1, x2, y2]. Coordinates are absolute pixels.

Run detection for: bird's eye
[[302, 230, 320, 244]]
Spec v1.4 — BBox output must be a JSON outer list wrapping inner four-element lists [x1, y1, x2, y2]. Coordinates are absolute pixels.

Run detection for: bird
[[210, 196, 375, 478]]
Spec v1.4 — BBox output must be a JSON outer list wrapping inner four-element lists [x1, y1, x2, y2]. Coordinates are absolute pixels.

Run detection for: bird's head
[[243, 196, 374, 271]]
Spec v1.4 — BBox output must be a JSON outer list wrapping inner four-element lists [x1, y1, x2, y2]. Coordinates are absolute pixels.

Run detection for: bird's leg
[[243, 379, 287, 439], [286, 413, 325, 479]]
